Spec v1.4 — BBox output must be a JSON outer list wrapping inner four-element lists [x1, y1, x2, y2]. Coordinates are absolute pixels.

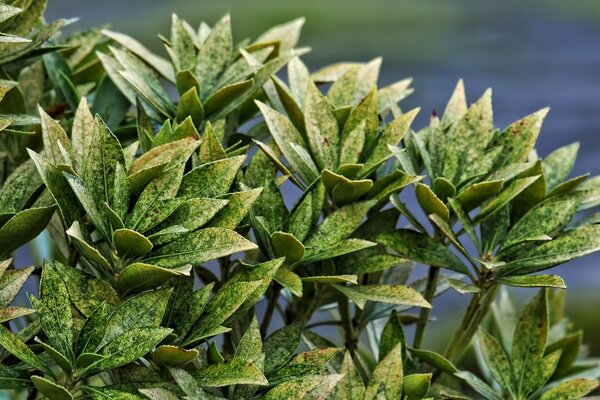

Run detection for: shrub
[[0, 3, 599, 399]]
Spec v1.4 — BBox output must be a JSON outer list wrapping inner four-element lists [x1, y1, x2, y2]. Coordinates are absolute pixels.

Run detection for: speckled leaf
[[380, 310, 406, 362], [168, 367, 209, 399], [333, 284, 430, 310], [31, 376, 72, 400], [256, 100, 319, 185], [113, 229, 153, 259], [87, 387, 146, 399], [416, 183, 449, 221], [339, 119, 365, 166], [0, 205, 56, 256], [442, 79, 468, 124], [179, 155, 245, 198], [304, 81, 339, 170], [118, 263, 191, 296], [35, 261, 74, 360], [456, 180, 503, 211], [164, 280, 213, 338], [501, 193, 579, 250], [66, 221, 112, 272], [476, 176, 540, 221], [176, 87, 204, 127], [146, 227, 256, 268], [302, 275, 357, 284], [0, 265, 33, 308], [512, 290, 548, 398], [39, 106, 71, 165], [0, 159, 43, 215], [208, 188, 262, 229], [302, 238, 376, 264], [456, 371, 502, 400], [264, 374, 343, 400], [194, 360, 268, 387], [64, 173, 111, 238], [153, 345, 198, 367], [493, 108, 549, 169], [204, 79, 253, 116], [82, 115, 125, 223], [102, 288, 171, 346], [333, 351, 365, 400], [378, 78, 414, 114], [377, 229, 469, 275], [498, 275, 566, 289], [269, 347, 342, 386], [478, 328, 514, 395], [0, 306, 34, 322], [53, 261, 119, 317], [274, 268, 303, 297], [184, 281, 261, 345], [543, 143, 579, 190], [286, 189, 314, 242], [195, 14, 232, 97], [271, 231, 304, 265], [263, 322, 303, 373], [160, 197, 227, 232], [0, 325, 49, 373], [305, 200, 373, 247], [364, 342, 403, 400], [234, 317, 262, 363], [91, 327, 172, 372], [75, 302, 110, 356], [539, 378, 599, 400], [130, 137, 200, 176], [138, 388, 179, 400], [499, 224, 600, 276]]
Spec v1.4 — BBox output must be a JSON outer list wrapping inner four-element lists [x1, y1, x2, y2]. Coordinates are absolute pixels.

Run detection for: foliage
[[0, 2, 598, 399]]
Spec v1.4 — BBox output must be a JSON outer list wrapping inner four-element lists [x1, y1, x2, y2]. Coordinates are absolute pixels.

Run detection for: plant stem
[[260, 287, 280, 336], [339, 295, 369, 383], [413, 266, 440, 349]]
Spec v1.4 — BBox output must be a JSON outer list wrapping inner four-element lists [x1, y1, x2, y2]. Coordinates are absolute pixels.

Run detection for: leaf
[[332, 284, 430, 310], [146, 227, 257, 268], [208, 188, 262, 229], [543, 143, 579, 190], [179, 155, 245, 198], [138, 388, 179, 400], [274, 268, 303, 297], [165, 280, 213, 338], [333, 352, 365, 399], [263, 322, 303, 374], [416, 183, 449, 220], [153, 345, 198, 367], [234, 317, 262, 363], [53, 261, 119, 317], [184, 281, 261, 345], [302, 275, 357, 284], [456, 180, 503, 211], [497, 275, 565, 288], [75, 302, 110, 355], [130, 137, 200, 176], [304, 81, 339, 170], [478, 328, 515, 396], [0, 158, 43, 215], [38, 106, 71, 165], [264, 374, 342, 400], [0, 325, 49, 373], [102, 288, 172, 346], [455, 371, 502, 400], [177, 87, 204, 127], [269, 347, 342, 386], [0, 265, 33, 308], [36, 261, 74, 360], [305, 200, 373, 247], [168, 367, 209, 399], [364, 342, 403, 400], [118, 263, 191, 296], [498, 224, 600, 276], [442, 79, 468, 124], [114, 229, 153, 259], [195, 14, 232, 97], [31, 376, 72, 400], [494, 108, 549, 169], [193, 360, 268, 387], [408, 348, 457, 374], [91, 327, 172, 372], [539, 378, 599, 400], [512, 290, 548, 398], [87, 387, 146, 399], [0, 306, 34, 322], [0, 205, 56, 257], [379, 310, 406, 362], [476, 176, 540, 221], [377, 229, 470, 275], [403, 373, 432, 400], [302, 238, 376, 264], [204, 79, 253, 116], [271, 231, 305, 265]]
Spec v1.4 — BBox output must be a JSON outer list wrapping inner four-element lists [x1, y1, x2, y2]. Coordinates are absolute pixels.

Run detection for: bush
[[0, 3, 599, 399]]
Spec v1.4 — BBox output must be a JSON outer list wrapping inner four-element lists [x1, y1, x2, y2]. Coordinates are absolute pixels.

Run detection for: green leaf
[[118, 263, 191, 296], [53, 261, 119, 317], [38, 106, 71, 165], [75, 302, 110, 356], [364, 342, 403, 400], [36, 261, 75, 360], [208, 188, 262, 229], [179, 155, 245, 198], [147, 227, 257, 268], [263, 322, 303, 374], [304, 81, 339, 170], [512, 290, 548, 398], [455, 371, 502, 400], [456, 180, 503, 211], [494, 108, 549, 168], [408, 348, 457, 374], [416, 183, 449, 220], [442, 79, 468, 124], [379, 310, 406, 362], [204, 79, 253, 116], [539, 378, 599, 400], [497, 275, 565, 288], [271, 231, 304, 265], [234, 317, 262, 363], [499, 224, 600, 276], [114, 229, 153, 259], [0, 205, 56, 257], [138, 388, 179, 400], [153, 345, 198, 367], [102, 288, 172, 346], [305, 200, 373, 247], [0, 265, 33, 308], [165, 280, 214, 338], [193, 360, 268, 387], [87, 387, 146, 399], [177, 87, 204, 127], [377, 229, 470, 275], [0, 306, 34, 322], [130, 136, 199, 176], [339, 120, 366, 166], [274, 268, 303, 297], [333, 352, 365, 399], [160, 198, 227, 233], [476, 176, 540, 221], [168, 367, 209, 399], [31, 376, 72, 400], [302, 275, 357, 284], [0, 159, 43, 215], [169, 15, 197, 73], [198, 121, 226, 163], [478, 328, 515, 396], [341, 88, 378, 156], [332, 284, 430, 310], [269, 347, 342, 386], [184, 281, 261, 345], [91, 327, 172, 372], [0, 325, 49, 373], [302, 238, 376, 264], [403, 373, 432, 400], [264, 374, 343, 400], [195, 14, 233, 97], [543, 143, 579, 190]]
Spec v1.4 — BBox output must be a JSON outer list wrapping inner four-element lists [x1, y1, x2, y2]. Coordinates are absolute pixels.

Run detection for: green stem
[[413, 266, 440, 349], [339, 295, 369, 383]]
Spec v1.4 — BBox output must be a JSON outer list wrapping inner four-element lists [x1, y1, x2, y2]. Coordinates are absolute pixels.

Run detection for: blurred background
[[39, 0, 600, 354]]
